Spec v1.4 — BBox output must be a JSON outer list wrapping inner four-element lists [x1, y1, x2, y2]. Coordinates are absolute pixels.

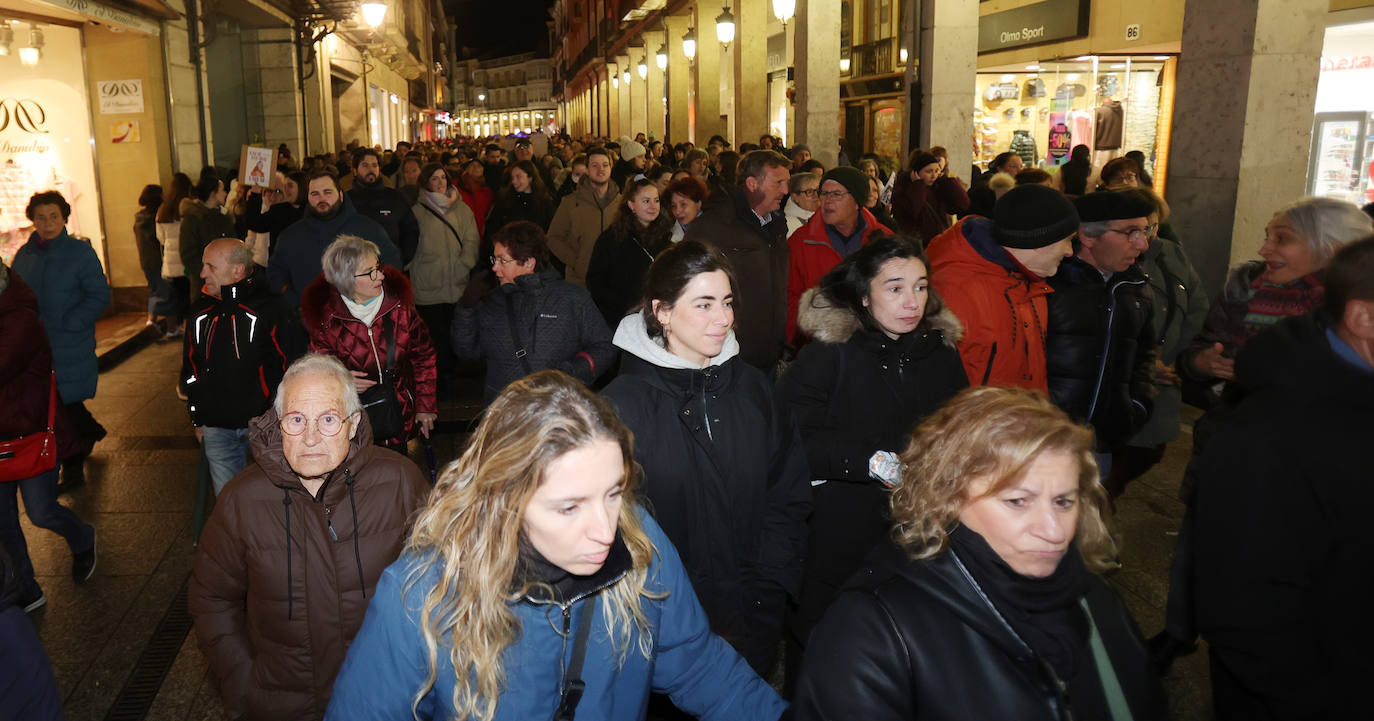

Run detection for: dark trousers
[[417, 302, 456, 379], [1104, 443, 1167, 499], [0, 469, 95, 596], [62, 402, 105, 459]]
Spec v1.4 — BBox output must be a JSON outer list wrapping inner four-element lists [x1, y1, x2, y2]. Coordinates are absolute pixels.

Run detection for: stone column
[[918, 0, 977, 183], [646, 30, 667, 142], [1167, 0, 1326, 293], [795, 0, 841, 168], [629, 46, 648, 137], [694, 4, 724, 144], [609, 61, 624, 139], [667, 14, 692, 144], [731, 0, 767, 146]]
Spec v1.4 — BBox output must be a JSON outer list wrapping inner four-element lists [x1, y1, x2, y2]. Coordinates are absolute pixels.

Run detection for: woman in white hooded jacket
[[601, 240, 811, 682], [409, 163, 480, 380]]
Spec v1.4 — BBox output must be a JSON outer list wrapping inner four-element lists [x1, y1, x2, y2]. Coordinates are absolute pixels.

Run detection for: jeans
[[202, 426, 250, 495], [0, 469, 96, 596]]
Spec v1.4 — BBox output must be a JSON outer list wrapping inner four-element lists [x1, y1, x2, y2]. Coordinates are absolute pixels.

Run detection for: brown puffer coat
[[188, 409, 429, 721]]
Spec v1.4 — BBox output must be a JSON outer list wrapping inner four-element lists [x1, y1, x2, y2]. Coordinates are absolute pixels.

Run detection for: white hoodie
[[612, 312, 740, 370]]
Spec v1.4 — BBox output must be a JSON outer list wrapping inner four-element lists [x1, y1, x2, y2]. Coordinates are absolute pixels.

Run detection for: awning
[[22, 0, 167, 34]]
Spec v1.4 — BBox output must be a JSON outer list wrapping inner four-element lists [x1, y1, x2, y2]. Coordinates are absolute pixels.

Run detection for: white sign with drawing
[[98, 80, 144, 114]]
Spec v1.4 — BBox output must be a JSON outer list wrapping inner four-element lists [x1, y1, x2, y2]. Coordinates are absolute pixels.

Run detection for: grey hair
[[1079, 220, 1112, 239], [273, 353, 363, 417], [1276, 196, 1374, 265], [788, 172, 819, 195], [218, 238, 255, 269], [322, 235, 382, 297]]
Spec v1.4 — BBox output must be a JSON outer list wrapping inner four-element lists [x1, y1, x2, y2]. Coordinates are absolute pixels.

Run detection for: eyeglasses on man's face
[[818, 190, 850, 201], [353, 266, 382, 280], [279, 411, 356, 437], [1105, 224, 1156, 241]]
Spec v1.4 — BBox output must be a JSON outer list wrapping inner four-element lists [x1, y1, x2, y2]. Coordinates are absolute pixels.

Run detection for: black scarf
[[512, 533, 632, 605], [948, 524, 1089, 682]]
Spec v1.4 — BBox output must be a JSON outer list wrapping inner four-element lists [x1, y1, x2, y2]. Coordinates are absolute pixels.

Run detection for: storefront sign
[[1321, 55, 1374, 71], [97, 80, 144, 114], [111, 120, 140, 143], [0, 98, 50, 135], [978, 0, 1089, 54], [30, 0, 161, 35]]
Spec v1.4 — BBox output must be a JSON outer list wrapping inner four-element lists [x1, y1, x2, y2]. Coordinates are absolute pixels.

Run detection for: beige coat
[[547, 180, 620, 286], [408, 196, 480, 305]]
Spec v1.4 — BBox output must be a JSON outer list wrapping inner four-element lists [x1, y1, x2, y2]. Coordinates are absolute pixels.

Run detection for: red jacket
[[456, 181, 494, 237], [926, 218, 1054, 392], [300, 267, 437, 446], [786, 208, 891, 345]]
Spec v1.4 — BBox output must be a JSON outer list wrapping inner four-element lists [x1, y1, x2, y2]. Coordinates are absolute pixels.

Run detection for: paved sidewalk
[[18, 340, 1211, 719]]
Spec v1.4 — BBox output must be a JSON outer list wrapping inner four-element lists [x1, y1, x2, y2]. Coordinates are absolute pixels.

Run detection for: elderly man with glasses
[[189, 353, 429, 721], [1044, 190, 1160, 475]]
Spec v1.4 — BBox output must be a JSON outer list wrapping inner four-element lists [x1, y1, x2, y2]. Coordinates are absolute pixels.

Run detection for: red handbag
[[0, 371, 59, 482]]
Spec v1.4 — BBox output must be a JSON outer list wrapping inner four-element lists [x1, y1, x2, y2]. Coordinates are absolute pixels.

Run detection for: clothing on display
[[1097, 74, 1121, 98], [1094, 100, 1124, 150], [984, 82, 1021, 101], [1010, 130, 1038, 166], [1024, 78, 1048, 98], [1056, 83, 1088, 99], [1070, 109, 1095, 154]]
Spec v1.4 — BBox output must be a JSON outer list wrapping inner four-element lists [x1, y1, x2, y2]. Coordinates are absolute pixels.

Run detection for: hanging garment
[[1010, 130, 1038, 166]]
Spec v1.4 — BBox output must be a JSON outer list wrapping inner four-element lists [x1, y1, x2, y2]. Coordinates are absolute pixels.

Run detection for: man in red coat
[[927, 183, 1078, 390], [786, 166, 892, 345]]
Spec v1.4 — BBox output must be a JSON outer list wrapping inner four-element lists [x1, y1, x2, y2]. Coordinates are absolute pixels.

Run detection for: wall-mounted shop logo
[[0, 98, 49, 134], [100, 80, 141, 99]]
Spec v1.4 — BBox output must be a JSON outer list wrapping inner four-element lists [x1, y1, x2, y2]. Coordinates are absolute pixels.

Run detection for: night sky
[[450, 0, 557, 57]]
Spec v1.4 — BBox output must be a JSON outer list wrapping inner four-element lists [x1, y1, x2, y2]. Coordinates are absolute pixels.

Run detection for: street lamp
[[772, 0, 795, 27], [637, 57, 648, 79], [360, 1, 387, 28], [715, 6, 734, 48], [682, 27, 696, 62], [623, 69, 631, 85], [655, 43, 668, 70], [839, 56, 850, 73], [612, 75, 619, 88]]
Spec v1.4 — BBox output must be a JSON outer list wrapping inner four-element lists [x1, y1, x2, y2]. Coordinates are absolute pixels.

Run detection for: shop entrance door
[[845, 103, 866, 161], [1308, 111, 1372, 205]]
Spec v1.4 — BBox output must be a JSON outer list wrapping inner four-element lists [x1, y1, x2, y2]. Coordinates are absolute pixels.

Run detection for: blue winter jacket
[[324, 510, 786, 721], [12, 231, 109, 403]]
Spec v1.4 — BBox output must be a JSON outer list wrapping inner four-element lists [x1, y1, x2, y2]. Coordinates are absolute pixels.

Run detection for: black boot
[[58, 454, 88, 493]]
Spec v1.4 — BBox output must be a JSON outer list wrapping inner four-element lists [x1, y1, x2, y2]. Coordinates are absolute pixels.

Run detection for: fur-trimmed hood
[[299, 264, 415, 331], [797, 286, 963, 347]]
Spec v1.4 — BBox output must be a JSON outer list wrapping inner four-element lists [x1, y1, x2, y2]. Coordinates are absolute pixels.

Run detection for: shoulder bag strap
[[504, 296, 535, 375], [383, 314, 398, 374], [1080, 598, 1136, 721], [46, 371, 57, 431], [419, 203, 466, 252], [554, 595, 597, 721]]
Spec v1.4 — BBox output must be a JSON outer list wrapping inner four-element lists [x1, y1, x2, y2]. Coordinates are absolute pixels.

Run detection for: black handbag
[[359, 316, 404, 440]]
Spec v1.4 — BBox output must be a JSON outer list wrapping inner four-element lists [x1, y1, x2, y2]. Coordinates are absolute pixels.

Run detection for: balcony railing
[[851, 38, 896, 77]]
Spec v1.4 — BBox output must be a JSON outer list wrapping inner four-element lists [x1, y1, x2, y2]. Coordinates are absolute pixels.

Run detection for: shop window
[[1309, 20, 1374, 205], [867, 0, 892, 43], [872, 105, 901, 161]]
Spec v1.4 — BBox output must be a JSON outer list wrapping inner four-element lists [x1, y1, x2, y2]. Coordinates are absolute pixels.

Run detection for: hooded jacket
[[268, 194, 402, 307], [684, 185, 791, 370], [1189, 312, 1374, 718], [181, 268, 305, 429], [777, 288, 968, 639], [586, 223, 671, 328], [300, 267, 437, 446], [546, 178, 621, 286], [324, 508, 788, 721], [785, 207, 892, 345], [348, 181, 421, 265], [0, 271, 82, 459], [451, 267, 615, 403], [927, 217, 1055, 391], [793, 542, 1167, 721], [11, 231, 110, 404], [1131, 236, 1209, 447], [409, 195, 481, 306], [1044, 255, 1157, 450], [188, 410, 429, 721], [601, 314, 811, 672]]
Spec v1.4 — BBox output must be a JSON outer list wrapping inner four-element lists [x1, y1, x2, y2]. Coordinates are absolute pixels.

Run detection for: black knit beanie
[[909, 151, 939, 174], [1074, 190, 1156, 222], [992, 184, 1081, 249], [822, 166, 871, 206]]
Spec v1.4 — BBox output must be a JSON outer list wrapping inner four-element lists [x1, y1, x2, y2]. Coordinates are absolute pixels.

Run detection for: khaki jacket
[[547, 180, 620, 286]]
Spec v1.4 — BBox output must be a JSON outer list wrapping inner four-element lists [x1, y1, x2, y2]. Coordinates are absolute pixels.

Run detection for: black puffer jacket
[[1191, 312, 1374, 718], [794, 542, 1167, 721], [602, 314, 811, 673], [348, 183, 420, 265], [1045, 256, 1156, 449], [452, 267, 615, 403], [777, 288, 968, 640]]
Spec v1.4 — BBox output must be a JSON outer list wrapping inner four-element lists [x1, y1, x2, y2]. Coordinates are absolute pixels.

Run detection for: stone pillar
[[609, 61, 623, 139], [918, 0, 977, 183], [1166, 0, 1326, 293], [795, 0, 841, 168], [620, 58, 634, 138], [599, 68, 612, 138], [646, 30, 667, 142], [629, 46, 647, 137], [667, 14, 691, 144], [731, 0, 767, 146], [694, 4, 724, 144]]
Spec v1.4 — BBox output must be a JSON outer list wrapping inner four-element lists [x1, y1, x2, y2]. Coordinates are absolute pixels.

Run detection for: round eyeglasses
[[279, 411, 355, 437]]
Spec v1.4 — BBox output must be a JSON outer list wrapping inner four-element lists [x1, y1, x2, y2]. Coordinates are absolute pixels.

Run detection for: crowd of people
[[2, 127, 1373, 721]]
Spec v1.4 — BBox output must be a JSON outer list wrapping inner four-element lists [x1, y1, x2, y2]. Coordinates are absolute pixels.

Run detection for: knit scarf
[[948, 523, 1089, 682], [421, 189, 454, 213], [1240, 271, 1325, 349]]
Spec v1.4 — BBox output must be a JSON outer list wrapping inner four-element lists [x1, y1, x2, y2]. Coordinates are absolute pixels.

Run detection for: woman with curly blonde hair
[[326, 370, 786, 721], [794, 386, 1166, 721]]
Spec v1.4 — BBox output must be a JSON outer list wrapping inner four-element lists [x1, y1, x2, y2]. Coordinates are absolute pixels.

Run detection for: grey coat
[[1130, 237, 1209, 447]]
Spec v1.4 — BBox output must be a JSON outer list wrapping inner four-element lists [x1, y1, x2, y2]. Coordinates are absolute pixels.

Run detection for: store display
[[1011, 130, 1038, 165], [1307, 112, 1374, 205], [1024, 77, 1047, 98], [1048, 117, 1071, 165], [1094, 99, 1124, 150]]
